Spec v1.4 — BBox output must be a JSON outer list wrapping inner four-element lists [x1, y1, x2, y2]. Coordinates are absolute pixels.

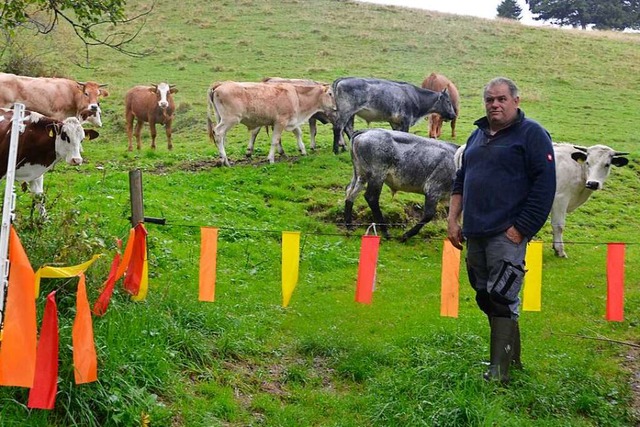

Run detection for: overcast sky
[[357, 0, 539, 25]]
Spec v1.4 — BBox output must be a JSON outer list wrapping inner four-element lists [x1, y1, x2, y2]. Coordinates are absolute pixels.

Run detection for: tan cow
[[207, 81, 335, 166], [421, 73, 460, 139], [125, 83, 177, 151], [0, 73, 109, 127]]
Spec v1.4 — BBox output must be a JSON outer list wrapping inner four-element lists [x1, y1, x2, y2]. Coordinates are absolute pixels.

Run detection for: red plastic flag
[[92, 249, 121, 316], [0, 226, 37, 387], [73, 274, 97, 384], [606, 243, 625, 322], [124, 223, 148, 296], [440, 240, 460, 318], [199, 227, 218, 302], [28, 291, 59, 410], [355, 235, 380, 304]]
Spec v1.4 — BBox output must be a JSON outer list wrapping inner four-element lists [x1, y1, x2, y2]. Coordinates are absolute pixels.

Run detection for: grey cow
[[344, 128, 459, 241], [331, 77, 457, 154]]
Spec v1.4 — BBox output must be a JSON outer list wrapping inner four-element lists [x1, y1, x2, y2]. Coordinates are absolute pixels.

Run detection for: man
[[447, 77, 556, 384]]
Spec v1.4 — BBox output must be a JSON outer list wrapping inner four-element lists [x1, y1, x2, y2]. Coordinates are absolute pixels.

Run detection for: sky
[[357, 0, 540, 25]]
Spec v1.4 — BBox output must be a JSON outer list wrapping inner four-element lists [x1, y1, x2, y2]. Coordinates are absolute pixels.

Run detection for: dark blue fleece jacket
[[452, 109, 556, 239]]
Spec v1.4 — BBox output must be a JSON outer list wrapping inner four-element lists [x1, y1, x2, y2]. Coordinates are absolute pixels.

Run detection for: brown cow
[[0, 108, 99, 217], [206, 81, 335, 166], [421, 73, 460, 139], [0, 73, 109, 127], [125, 83, 178, 151], [261, 77, 337, 151]]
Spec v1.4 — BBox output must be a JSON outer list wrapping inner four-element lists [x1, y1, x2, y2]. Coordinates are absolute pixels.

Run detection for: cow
[[125, 83, 178, 151], [344, 128, 459, 241], [261, 77, 337, 151], [421, 73, 460, 139], [0, 109, 99, 218], [0, 73, 108, 127], [206, 81, 336, 166], [331, 77, 457, 154], [551, 143, 629, 257]]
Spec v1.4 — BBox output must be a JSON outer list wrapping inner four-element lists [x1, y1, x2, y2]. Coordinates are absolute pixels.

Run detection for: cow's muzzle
[[89, 104, 99, 112], [585, 181, 600, 190], [68, 157, 83, 166]]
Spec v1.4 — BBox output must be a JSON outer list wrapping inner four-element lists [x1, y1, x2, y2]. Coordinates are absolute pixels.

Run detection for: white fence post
[[0, 103, 26, 332]]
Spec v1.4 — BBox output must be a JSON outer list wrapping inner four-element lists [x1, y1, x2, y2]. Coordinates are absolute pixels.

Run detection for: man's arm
[[447, 194, 464, 250]]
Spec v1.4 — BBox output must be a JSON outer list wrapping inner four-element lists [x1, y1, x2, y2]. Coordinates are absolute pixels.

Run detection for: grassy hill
[[1, 0, 639, 425]]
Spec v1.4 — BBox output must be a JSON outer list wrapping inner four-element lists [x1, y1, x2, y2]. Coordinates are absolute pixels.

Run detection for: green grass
[[1, 0, 639, 425]]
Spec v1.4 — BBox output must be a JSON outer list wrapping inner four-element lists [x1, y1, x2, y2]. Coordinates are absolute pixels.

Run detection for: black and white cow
[[344, 128, 458, 241], [551, 143, 629, 257], [331, 77, 457, 154]]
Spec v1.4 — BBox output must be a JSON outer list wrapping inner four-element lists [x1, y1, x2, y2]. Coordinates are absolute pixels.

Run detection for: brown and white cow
[[261, 77, 337, 151], [206, 81, 335, 166], [0, 73, 109, 127], [421, 73, 460, 139], [125, 83, 177, 151], [0, 109, 99, 217]]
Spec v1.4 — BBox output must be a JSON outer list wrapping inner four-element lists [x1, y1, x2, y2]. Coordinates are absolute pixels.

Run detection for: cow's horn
[[169, 84, 176, 89], [614, 151, 629, 156], [572, 145, 587, 152], [98, 83, 108, 88], [77, 81, 86, 86]]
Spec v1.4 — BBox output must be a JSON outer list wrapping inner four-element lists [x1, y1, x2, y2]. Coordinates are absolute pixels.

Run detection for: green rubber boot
[[483, 317, 517, 384], [512, 322, 522, 370]]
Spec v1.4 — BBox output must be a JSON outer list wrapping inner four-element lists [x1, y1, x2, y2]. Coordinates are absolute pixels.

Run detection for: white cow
[[551, 143, 629, 257]]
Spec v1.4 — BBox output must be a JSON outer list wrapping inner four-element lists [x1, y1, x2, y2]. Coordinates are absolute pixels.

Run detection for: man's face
[[484, 83, 520, 130]]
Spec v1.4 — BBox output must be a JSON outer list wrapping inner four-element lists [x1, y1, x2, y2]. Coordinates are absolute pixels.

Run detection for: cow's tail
[[206, 84, 220, 142]]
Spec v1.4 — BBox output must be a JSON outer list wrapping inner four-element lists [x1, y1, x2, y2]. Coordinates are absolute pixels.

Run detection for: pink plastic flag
[[355, 235, 380, 304], [606, 243, 625, 322]]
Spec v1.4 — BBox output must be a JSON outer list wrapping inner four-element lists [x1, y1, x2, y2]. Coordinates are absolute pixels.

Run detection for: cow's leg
[[149, 120, 157, 150], [435, 115, 443, 139], [135, 120, 144, 150], [332, 120, 345, 155], [550, 202, 569, 257], [214, 120, 236, 167], [344, 171, 366, 230], [165, 120, 173, 150], [267, 124, 285, 164], [363, 179, 390, 239], [428, 114, 436, 138], [292, 127, 307, 156], [126, 113, 135, 151], [401, 194, 437, 242], [451, 116, 457, 139], [309, 118, 317, 151], [28, 176, 47, 220], [247, 127, 261, 157]]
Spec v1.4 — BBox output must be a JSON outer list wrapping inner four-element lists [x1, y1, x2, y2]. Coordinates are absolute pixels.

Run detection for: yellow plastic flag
[[0, 226, 37, 387], [72, 274, 97, 384], [440, 240, 461, 318], [34, 255, 101, 296], [281, 231, 300, 307], [523, 240, 543, 311], [199, 227, 218, 302]]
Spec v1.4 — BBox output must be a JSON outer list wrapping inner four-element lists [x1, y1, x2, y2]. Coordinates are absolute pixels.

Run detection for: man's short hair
[[484, 77, 519, 99]]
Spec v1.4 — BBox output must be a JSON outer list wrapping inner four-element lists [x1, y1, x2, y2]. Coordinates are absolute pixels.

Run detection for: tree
[[497, 0, 523, 20], [525, 0, 640, 30], [0, 0, 154, 58]]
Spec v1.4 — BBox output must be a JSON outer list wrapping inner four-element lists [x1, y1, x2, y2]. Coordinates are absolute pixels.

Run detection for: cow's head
[[76, 81, 109, 114], [571, 145, 629, 190], [320, 85, 337, 112], [433, 88, 457, 121], [149, 83, 177, 110], [56, 117, 99, 166], [78, 107, 102, 127]]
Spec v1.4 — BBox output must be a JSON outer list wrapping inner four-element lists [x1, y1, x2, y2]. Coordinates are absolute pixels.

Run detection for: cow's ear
[[84, 129, 100, 141], [100, 89, 110, 97], [571, 151, 587, 162], [612, 156, 629, 167], [441, 88, 449, 95], [170, 88, 178, 94]]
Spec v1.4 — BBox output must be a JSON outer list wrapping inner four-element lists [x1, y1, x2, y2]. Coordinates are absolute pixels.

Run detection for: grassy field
[[1, 0, 640, 425]]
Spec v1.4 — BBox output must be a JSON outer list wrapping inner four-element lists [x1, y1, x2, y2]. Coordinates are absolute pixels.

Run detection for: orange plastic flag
[[130, 228, 149, 302], [199, 227, 218, 302], [92, 250, 121, 316], [124, 223, 148, 297], [73, 273, 97, 384], [115, 228, 135, 281], [355, 235, 380, 304], [440, 240, 460, 318], [28, 291, 59, 410], [282, 231, 301, 307], [0, 226, 37, 387], [523, 241, 543, 312], [606, 243, 625, 322]]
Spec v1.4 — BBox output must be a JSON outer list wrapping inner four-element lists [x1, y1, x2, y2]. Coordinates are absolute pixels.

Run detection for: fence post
[[129, 169, 144, 227]]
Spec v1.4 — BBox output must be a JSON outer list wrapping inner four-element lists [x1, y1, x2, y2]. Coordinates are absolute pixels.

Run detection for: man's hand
[[447, 221, 464, 250], [505, 226, 524, 244]]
